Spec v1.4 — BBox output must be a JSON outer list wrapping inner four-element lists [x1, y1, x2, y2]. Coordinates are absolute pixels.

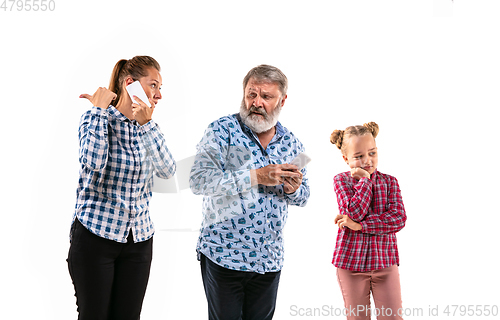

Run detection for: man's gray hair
[[242, 64, 288, 97]]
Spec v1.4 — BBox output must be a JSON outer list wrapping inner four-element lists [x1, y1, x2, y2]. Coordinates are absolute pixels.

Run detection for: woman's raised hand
[[80, 87, 117, 109]]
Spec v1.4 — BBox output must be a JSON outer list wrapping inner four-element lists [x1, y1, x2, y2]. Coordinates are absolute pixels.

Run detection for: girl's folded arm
[[359, 177, 407, 234], [334, 174, 373, 222]]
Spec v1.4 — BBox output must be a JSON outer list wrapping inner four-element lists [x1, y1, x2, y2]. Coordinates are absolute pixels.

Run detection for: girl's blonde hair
[[330, 122, 379, 155]]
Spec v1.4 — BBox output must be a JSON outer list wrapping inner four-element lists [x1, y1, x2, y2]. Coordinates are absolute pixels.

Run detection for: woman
[[67, 56, 176, 320]]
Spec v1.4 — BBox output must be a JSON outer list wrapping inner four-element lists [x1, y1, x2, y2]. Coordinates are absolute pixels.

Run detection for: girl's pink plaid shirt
[[333, 170, 407, 272]]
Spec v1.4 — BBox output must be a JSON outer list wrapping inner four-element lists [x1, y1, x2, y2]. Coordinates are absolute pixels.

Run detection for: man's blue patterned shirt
[[190, 114, 310, 274]]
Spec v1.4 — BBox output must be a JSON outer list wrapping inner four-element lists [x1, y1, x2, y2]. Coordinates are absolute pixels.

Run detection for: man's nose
[[254, 95, 263, 107]]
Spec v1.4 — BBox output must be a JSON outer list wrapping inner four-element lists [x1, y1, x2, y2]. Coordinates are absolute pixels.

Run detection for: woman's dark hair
[[108, 56, 161, 107]]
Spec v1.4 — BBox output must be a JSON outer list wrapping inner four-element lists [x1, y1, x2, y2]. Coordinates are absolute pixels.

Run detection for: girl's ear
[[342, 154, 349, 164]]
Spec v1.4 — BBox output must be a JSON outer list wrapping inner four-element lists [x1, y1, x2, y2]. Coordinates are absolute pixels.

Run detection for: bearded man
[[190, 64, 310, 320]]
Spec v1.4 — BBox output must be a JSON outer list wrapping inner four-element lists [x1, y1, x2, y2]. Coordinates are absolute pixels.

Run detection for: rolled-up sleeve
[[139, 120, 176, 179], [78, 107, 109, 172]]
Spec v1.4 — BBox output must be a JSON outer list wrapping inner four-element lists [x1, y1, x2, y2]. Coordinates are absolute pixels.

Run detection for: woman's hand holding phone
[[131, 96, 155, 126]]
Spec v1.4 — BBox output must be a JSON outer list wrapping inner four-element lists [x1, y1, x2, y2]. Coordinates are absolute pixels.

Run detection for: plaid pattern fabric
[[332, 170, 406, 271], [72, 106, 176, 243], [190, 114, 310, 274]]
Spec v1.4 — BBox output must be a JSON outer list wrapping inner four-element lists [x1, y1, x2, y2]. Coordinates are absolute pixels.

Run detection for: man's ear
[[280, 94, 287, 107]]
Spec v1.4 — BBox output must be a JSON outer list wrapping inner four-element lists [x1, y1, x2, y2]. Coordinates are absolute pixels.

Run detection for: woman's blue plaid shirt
[[72, 106, 176, 243]]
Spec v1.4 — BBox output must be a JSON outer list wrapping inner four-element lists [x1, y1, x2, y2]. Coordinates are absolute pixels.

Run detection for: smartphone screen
[[126, 81, 151, 107]]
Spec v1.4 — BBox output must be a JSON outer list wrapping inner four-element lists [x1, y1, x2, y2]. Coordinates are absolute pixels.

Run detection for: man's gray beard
[[239, 100, 282, 134]]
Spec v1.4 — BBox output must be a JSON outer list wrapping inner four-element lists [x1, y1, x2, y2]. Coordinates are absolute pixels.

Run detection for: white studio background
[[1, 0, 498, 319]]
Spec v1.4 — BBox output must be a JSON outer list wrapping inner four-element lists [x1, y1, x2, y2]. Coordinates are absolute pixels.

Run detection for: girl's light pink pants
[[336, 265, 404, 320]]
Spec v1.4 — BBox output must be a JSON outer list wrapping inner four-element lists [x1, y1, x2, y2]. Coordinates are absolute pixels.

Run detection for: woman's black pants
[[67, 219, 153, 320]]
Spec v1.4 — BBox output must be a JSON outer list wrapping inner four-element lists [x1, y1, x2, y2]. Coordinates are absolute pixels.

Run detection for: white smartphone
[[290, 152, 311, 170], [126, 81, 151, 107]]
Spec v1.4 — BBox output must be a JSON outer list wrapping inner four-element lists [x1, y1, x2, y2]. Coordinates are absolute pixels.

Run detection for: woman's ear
[[124, 76, 135, 87]]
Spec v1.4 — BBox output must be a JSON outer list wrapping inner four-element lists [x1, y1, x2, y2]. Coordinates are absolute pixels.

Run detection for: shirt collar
[[275, 121, 286, 137], [107, 105, 136, 124]]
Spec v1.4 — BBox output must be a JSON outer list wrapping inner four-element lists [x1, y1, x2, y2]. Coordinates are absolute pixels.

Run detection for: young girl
[[330, 122, 407, 320]]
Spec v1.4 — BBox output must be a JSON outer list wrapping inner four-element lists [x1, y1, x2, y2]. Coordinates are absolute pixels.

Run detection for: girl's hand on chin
[[350, 167, 370, 180]]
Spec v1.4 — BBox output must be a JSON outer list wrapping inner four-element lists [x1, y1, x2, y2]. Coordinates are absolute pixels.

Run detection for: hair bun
[[363, 122, 379, 138], [330, 130, 344, 150]]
